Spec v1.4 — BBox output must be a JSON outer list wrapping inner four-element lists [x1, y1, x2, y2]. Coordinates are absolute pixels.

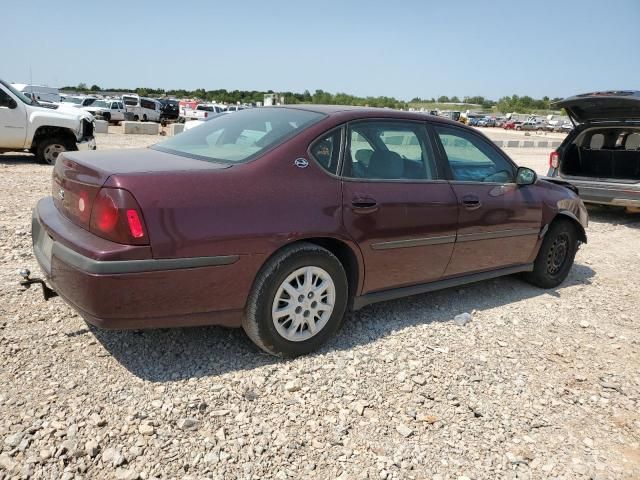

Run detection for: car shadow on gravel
[[0, 153, 37, 165], [586, 205, 640, 229], [90, 263, 594, 382]]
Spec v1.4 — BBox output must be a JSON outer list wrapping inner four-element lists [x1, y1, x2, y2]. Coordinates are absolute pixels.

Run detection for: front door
[[341, 120, 458, 294], [0, 89, 27, 149], [432, 125, 542, 276]]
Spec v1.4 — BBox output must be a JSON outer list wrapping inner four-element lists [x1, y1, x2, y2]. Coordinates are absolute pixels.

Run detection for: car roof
[[269, 104, 463, 126]]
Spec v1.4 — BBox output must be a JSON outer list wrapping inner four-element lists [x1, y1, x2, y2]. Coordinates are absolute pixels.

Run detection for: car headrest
[[625, 133, 640, 150], [355, 149, 373, 164], [590, 134, 604, 150], [368, 150, 404, 179]]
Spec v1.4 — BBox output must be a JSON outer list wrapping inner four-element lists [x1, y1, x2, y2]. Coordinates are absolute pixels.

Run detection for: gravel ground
[[0, 134, 639, 479]]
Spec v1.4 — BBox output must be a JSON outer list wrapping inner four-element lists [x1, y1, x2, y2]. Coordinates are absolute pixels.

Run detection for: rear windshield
[[152, 108, 325, 163]]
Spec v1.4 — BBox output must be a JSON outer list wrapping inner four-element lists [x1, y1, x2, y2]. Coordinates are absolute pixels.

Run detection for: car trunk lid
[[554, 91, 640, 124], [52, 148, 230, 230]]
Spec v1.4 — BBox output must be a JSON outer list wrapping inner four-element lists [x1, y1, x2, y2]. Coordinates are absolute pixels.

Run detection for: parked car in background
[[29, 106, 587, 357], [547, 90, 640, 210], [122, 94, 162, 122], [494, 117, 507, 128], [225, 105, 246, 112], [503, 120, 522, 130], [11, 84, 61, 103], [477, 117, 496, 127], [82, 99, 128, 123], [0, 79, 95, 164], [61, 96, 98, 108], [517, 120, 545, 132], [182, 111, 228, 131], [158, 99, 180, 122], [192, 103, 226, 120], [558, 122, 573, 133]]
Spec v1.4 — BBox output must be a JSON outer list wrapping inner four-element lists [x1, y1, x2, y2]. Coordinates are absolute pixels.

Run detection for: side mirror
[[1, 98, 18, 109], [516, 166, 537, 186]]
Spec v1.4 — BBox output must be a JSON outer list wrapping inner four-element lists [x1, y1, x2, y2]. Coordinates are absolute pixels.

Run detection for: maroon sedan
[[29, 106, 587, 356]]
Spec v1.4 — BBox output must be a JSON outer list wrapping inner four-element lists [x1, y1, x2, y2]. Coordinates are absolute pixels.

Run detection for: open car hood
[[553, 91, 640, 124]]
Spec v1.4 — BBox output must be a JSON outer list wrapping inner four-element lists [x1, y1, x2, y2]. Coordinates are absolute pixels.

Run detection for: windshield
[[63, 97, 83, 104], [1, 80, 34, 105], [153, 108, 324, 163], [92, 100, 108, 108]]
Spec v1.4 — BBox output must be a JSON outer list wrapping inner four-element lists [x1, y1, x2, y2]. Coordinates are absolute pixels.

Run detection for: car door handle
[[351, 198, 378, 213], [462, 195, 482, 210]]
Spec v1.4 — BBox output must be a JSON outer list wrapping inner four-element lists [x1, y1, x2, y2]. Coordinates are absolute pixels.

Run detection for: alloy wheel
[[271, 266, 336, 342]]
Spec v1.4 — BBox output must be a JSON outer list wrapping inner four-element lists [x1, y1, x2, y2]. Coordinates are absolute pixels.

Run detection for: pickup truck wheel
[[142, 114, 148, 122], [133, 115, 139, 121], [36, 137, 71, 165], [103, 112, 111, 121], [243, 243, 348, 357]]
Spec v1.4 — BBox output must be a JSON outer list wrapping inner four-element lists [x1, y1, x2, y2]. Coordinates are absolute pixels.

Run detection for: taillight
[[90, 188, 148, 245], [204, 112, 208, 118], [126, 209, 144, 238], [549, 151, 559, 169]]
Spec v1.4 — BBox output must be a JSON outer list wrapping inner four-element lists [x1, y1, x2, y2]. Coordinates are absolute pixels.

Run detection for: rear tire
[[243, 243, 348, 357], [523, 219, 579, 288], [133, 115, 139, 121]]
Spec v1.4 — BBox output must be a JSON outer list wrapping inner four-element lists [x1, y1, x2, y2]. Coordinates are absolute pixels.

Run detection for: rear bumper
[[547, 170, 640, 207], [32, 197, 246, 329]]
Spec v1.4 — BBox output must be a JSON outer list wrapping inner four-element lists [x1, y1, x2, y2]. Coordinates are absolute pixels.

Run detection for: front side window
[[0, 81, 33, 105], [435, 126, 515, 183], [153, 107, 324, 164], [310, 129, 341, 174], [0, 89, 15, 108], [344, 121, 437, 180]]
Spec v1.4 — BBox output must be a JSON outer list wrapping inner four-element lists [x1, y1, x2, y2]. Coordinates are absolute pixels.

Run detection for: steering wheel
[[482, 170, 513, 183]]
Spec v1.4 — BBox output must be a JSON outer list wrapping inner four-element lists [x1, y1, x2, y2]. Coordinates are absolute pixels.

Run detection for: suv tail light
[[549, 151, 559, 169], [90, 188, 149, 245]]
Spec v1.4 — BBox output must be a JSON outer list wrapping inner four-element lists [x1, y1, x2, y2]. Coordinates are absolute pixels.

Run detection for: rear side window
[[435, 126, 515, 183], [140, 99, 155, 109], [153, 108, 324, 163], [310, 129, 341, 175], [344, 121, 437, 180]]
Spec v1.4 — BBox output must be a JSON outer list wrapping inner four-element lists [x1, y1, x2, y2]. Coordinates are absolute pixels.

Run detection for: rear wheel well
[[30, 126, 76, 153], [263, 238, 360, 310]]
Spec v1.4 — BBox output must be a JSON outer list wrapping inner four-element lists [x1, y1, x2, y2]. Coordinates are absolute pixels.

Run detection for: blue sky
[[2, 0, 638, 100]]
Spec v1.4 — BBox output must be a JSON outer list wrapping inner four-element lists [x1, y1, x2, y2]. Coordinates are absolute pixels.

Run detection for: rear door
[[432, 124, 542, 276], [339, 120, 458, 294]]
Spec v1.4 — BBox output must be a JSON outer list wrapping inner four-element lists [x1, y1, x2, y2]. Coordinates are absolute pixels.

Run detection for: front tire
[[524, 219, 579, 288], [36, 137, 72, 165], [243, 243, 348, 357]]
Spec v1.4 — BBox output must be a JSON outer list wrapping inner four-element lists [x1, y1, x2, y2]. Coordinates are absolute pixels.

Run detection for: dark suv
[[547, 91, 640, 211], [158, 99, 179, 122]]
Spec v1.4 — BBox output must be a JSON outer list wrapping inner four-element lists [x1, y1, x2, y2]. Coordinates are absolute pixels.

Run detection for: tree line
[[61, 83, 563, 113]]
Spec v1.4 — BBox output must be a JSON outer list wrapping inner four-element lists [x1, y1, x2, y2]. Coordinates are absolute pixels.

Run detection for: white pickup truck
[[0, 80, 96, 164]]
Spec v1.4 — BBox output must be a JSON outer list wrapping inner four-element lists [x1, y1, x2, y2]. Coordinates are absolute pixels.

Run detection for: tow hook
[[18, 268, 58, 301]]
